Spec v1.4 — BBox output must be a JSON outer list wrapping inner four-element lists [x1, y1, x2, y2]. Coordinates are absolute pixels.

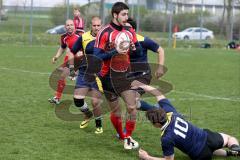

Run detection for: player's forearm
[[67, 52, 74, 65], [54, 47, 65, 59], [145, 155, 166, 160], [94, 48, 118, 60], [157, 47, 165, 66]]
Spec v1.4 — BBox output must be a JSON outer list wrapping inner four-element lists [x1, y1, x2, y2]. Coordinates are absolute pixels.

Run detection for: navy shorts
[[75, 72, 99, 90]]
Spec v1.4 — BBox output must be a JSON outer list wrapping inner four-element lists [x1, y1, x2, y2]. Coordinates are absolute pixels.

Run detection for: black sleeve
[[71, 36, 83, 55]]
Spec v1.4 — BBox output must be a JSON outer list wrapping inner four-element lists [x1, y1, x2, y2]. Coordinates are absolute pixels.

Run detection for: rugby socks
[[138, 100, 156, 111], [125, 120, 136, 138], [110, 113, 124, 139], [55, 79, 66, 99], [95, 116, 102, 128]]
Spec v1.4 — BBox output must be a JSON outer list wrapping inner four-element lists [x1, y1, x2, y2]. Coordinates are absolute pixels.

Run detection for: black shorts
[[194, 129, 224, 160], [100, 69, 133, 101], [99, 75, 118, 102], [128, 62, 152, 95]]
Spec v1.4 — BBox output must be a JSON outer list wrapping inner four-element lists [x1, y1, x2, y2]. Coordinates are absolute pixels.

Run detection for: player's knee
[[73, 98, 89, 112], [74, 98, 84, 107], [220, 133, 230, 147], [91, 99, 101, 108]]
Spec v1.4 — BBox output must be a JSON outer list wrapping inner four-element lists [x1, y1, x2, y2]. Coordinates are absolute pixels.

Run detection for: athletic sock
[[125, 120, 136, 138], [55, 79, 66, 99], [110, 113, 124, 139], [95, 116, 102, 128]]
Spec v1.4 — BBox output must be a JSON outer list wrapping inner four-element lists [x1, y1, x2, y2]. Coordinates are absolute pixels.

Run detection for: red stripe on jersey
[[95, 24, 110, 48], [60, 33, 79, 50]]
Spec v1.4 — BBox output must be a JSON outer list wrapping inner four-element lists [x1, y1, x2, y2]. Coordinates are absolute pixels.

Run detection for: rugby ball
[[115, 32, 131, 52]]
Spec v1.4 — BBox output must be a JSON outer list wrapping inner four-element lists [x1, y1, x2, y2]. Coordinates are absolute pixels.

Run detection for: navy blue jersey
[[130, 34, 159, 63], [158, 99, 207, 158], [71, 31, 95, 72]]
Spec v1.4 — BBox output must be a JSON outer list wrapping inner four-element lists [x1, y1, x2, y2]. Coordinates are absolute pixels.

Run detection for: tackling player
[[130, 81, 240, 160], [71, 16, 103, 134], [125, 18, 165, 111], [48, 19, 79, 105]]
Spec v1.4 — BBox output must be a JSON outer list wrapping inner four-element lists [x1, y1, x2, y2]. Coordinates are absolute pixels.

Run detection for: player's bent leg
[[220, 133, 240, 157], [74, 87, 93, 128], [48, 67, 69, 104], [120, 90, 139, 150], [90, 89, 103, 134], [60, 67, 70, 78]]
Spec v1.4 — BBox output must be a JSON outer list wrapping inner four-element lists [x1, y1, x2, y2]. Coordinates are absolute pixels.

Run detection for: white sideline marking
[[1, 66, 239, 102], [173, 90, 240, 102], [0, 66, 50, 75]]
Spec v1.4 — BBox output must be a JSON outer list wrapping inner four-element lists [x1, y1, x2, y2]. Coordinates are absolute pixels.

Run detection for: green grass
[[0, 45, 239, 160]]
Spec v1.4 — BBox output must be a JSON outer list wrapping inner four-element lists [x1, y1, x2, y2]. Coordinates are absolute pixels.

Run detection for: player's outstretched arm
[[131, 80, 165, 101], [155, 47, 165, 79], [52, 47, 65, 64], [139, 149, 174, 160]]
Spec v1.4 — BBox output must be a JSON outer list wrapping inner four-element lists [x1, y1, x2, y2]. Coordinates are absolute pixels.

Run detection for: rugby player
[[130, 81, 240, 160], [93, 2, 142, 149], [71, 16, 103, 134], [48, 19, 79, 105]]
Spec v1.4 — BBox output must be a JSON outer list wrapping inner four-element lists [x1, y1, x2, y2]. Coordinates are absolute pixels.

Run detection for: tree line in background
[[49, 0, 240, 40]]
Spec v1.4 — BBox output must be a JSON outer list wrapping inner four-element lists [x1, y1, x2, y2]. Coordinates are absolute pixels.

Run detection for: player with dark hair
[[71, 16, 103, 134], [125, 18, 165, 111], [48, 19, 79, 105], [130, 81, 240, 160], [93, 2, 142, 149]]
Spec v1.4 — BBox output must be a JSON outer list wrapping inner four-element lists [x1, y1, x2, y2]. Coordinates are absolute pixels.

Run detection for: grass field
[[0, 45, 239, 160]]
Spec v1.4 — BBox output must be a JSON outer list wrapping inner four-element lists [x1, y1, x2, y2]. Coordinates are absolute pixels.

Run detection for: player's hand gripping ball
[[115, 32, 131, 54]]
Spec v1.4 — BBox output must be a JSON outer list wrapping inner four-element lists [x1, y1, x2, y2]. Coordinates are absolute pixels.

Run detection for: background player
[[73, 7, 85, 35], [48, 19, 79, 105], [71, 16, 103, 134]]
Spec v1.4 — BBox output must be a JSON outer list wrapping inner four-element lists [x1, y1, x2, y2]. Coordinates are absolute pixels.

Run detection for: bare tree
[[219, 0, 226, 35], [0, 0, 2, 22], [0, 0, 3, 10], [163, 0, 169, 32], [22, 0, 27, 34], [226, 0, 233, 40], [99, 0, 105, 24], [13, 0, 19, 17]]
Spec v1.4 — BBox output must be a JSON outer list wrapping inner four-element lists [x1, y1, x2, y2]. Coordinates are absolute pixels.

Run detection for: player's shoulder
[[60, 32, 68, 39], [98, 24, 112, 36], [136, 34, 145, 42]]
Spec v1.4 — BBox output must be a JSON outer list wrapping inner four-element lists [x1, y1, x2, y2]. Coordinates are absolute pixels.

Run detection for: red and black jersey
[[60, 32, 80, 50], [73, 16, 84, 31], [94, 21, 138, 76]]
